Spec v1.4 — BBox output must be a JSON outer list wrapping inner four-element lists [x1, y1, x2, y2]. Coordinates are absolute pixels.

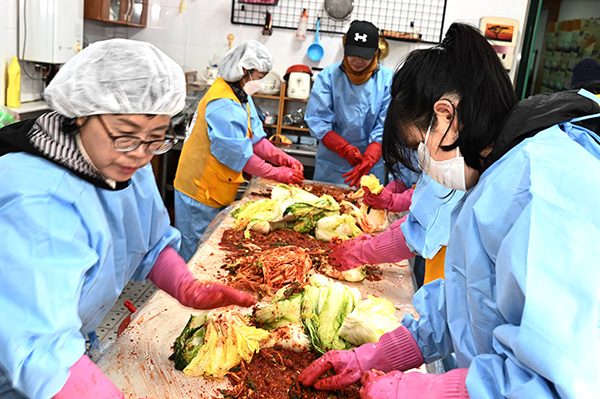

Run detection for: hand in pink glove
[[299, 326, 424, 391], [244, 154, 305, 184], [253, 138, 304, 172], [271, 165, 305, 184], [329, 217, 414, 271], [360, 368, 470, 399], [363, 186, 414, 213], [177, 279, 256, 309], [53, 355, 124, 399], [322, 130, 362, 166], [343, 142, 382, 187], [386, 180, 409, 193], [329, 235, 374, 271], [148, 246, 256, 309]]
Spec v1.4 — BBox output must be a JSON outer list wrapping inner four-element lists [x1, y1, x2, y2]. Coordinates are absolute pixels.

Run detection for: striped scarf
[[0, 111, 122, 190]]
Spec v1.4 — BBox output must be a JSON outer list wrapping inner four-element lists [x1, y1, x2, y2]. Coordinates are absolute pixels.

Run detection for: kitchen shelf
[[283, 96, 308, 103], [252, 81, 312, 144], [281, 125, 309, 132], [84, 0, 148, 27], [253, 93, 279, 100]]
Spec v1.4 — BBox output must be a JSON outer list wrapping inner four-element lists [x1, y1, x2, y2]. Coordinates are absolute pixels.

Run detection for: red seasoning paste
[[222, 348, 360, 399], [220, 228, 381, 296]]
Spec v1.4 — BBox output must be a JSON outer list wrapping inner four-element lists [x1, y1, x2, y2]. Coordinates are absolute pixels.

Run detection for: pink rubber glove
[[343, 142, 382, 187], [298, 326, 423, 391], [322, 130, 362, 166], [329, 217, 414, 271], [243, 154, 304, 184], [148, 246, 256, 309], [53, 355, 124, 399], [386, 180, 409, 193], [253, 138, 304, 172], [363, 186, 414, 213], [360, 368, 470, 399]]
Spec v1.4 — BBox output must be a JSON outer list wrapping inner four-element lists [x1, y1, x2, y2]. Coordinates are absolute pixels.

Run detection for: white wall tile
[[18, 61, 44, 102], [4, 0, 535, 102], [2, 0, 18, 29]]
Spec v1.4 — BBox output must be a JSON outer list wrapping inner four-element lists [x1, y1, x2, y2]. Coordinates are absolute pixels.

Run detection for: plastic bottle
[[6, 57, 21, 108], [296, 9, 308, 41]]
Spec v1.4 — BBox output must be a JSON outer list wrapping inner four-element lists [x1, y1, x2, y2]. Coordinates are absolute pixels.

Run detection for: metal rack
[[231, 0, 447, 44]]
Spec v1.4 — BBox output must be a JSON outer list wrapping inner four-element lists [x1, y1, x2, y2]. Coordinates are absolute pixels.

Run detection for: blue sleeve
[[206, 98, 255, 172], [401, 174, 463, 259], [130, 165, 181, 281], [305, 70, 334, 140], [402, 279, 455, 363], [369, 68, 393, 144], [248, 96, 267, 145], [0, 198, 96, 399], [467, 193, 600, 399]]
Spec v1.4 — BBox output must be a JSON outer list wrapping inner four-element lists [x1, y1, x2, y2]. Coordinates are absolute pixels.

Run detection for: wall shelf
[[84, 0, 148, 27], [253, 81, 312, 144]]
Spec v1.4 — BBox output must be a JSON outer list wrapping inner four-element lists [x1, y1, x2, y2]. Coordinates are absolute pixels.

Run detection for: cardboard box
[[568, 51, 579, 71], [551, 51, 562, 70], [542, 68, 551, 87], [556, 71, 566, 90], [564, 70, 573, 90], [561, 51, 571, 71], [549, 70, 558, 89]]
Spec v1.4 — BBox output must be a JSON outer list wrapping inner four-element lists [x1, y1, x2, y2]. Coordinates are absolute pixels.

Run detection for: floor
[[94, 280, 158, 350]]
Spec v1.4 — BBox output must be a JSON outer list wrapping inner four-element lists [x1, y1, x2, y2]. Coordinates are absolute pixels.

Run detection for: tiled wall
[[87, 0, 530, 80], [2, 0, 531, 106], [1, 0, 45, 103]]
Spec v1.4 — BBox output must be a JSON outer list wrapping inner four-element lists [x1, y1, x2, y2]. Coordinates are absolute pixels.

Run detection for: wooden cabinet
[[84, 0, 148, 27], [253, 82, 313, 146]]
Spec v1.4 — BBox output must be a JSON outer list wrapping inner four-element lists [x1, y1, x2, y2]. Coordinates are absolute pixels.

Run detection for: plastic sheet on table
[[96, 177, 418, 397]]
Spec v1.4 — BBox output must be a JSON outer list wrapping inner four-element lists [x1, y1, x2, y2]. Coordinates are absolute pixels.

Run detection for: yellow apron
[[174, 77, 252, 208], [424, 245, 446, 284]]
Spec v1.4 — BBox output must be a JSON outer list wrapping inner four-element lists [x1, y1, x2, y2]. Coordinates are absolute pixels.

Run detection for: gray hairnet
[[219, 40, 274, 82], [44, 39, 186, 118]]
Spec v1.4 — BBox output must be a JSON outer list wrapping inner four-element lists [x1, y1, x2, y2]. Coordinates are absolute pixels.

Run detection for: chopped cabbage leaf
[[170, 308, 269, 379], [360, 174, 383, 195], [338, 295, 401, 346], [315, 214, 363, 242]]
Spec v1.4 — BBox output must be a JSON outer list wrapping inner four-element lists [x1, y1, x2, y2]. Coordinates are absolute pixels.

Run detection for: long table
[[96, 178, 418, 398]]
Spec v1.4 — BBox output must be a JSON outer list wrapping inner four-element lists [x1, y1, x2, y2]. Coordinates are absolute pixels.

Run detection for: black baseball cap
[[344, 21, 379, 59]]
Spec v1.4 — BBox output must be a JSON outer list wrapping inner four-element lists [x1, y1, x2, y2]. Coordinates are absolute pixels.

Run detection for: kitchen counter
[[7, 100, 51, 120], [95, 177, 418, 398], [281, 143, 317, 167]]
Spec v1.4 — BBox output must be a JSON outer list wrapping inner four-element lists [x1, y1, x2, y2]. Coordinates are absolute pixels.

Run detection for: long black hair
[[383, 23, 518, 177]]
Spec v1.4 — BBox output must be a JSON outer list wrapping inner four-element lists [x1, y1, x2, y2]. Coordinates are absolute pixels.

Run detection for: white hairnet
[[219, 40, 274, 82], [44, 39, 186, 118]]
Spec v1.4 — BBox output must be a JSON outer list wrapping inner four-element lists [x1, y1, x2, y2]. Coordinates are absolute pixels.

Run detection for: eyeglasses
[[96, 115, 178, 155]]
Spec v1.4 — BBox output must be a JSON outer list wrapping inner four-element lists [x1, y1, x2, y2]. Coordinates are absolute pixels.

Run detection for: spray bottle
[[296, 9, 308, 41], [6, 57, 21, 108]]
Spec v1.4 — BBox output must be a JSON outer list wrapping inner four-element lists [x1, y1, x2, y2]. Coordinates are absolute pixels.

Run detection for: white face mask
[[243, 75, 264, 96], [417, 118, 467, 191]]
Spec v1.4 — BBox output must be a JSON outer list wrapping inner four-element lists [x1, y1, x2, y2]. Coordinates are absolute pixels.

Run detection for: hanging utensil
[[262, 11, 273, 36], [324, 0, 354, 21], [227, 33, 235, 49], [307, 18, 324, 61], [378, 35, 389, 59]]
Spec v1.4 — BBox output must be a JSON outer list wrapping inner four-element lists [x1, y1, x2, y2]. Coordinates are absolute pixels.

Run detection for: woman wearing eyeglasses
[[0, 39, 255, 399]]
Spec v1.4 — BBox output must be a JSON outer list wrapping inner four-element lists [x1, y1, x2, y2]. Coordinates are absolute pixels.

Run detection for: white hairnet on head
[[219, 40, 274, 82], [44, 38, 186, 118]]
